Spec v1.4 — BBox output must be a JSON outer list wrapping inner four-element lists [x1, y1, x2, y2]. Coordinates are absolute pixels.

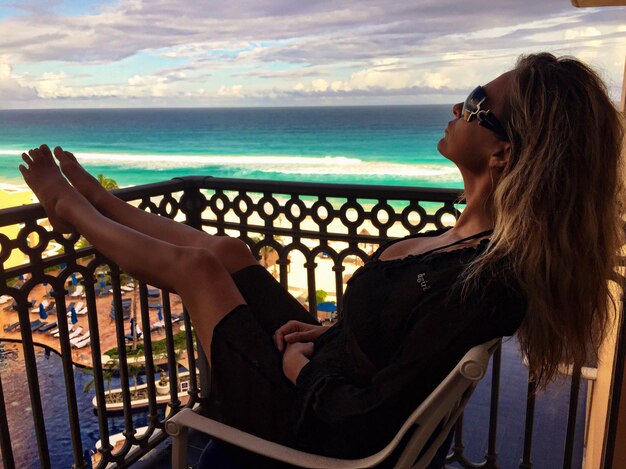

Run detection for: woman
[[18, 53, 624, 464]]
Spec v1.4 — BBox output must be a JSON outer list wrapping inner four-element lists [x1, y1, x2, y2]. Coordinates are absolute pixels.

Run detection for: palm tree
[[127, 359, 143, 394], [259, 245, 276, 267], [97, 174, 119, 190], [82, 366, 114, 395]]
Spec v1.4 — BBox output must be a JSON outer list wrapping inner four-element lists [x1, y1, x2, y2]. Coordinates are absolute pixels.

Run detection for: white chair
[[165, 338, 500, 469], [31, 300, 49, 313], [68, 326, 83, 340], [71, 330, 90, 347], [52, 324, 74, 337], [73, 336, 91, 349]]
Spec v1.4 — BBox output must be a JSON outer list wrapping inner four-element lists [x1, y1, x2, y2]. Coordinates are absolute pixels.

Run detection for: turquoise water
[[0, 106, 463, 189]]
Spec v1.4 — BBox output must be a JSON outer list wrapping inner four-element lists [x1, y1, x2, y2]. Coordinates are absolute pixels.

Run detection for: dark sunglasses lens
[[464, 87, 484, 112]]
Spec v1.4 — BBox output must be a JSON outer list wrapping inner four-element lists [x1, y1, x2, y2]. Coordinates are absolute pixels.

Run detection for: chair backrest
[[388, 338, 500, 468]]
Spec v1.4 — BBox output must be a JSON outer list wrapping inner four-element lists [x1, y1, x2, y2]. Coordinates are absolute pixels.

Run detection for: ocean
[[0, 106, 462, 190]]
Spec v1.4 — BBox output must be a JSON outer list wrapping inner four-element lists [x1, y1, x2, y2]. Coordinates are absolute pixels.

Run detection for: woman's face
[[437, 72, 511, 175]]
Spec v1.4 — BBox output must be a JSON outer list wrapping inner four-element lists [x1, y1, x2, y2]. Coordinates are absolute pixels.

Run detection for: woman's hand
[[274, 320, 328, 352], [282, 341, 314, 384]]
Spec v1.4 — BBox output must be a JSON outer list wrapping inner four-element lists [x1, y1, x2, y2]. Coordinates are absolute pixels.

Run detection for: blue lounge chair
[[109, 298, 132, 319], [38, 322, 58, 333], [30, 320, 46, 331], [6, 299, 36, 311], [3, 321, 20, 332]]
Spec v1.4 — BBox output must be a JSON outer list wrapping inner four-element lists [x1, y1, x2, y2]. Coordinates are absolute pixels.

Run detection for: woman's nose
[[452, 102, 463, 119]]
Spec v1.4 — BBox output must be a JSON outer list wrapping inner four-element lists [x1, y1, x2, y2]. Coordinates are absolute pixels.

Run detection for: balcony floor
[[134, 338, 586, 469]]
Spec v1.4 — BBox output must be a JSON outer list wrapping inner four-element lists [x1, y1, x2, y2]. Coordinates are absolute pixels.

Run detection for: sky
[[0, 0, 624, 109]]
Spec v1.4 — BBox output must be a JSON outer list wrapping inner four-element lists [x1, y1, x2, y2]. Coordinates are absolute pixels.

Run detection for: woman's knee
[[210, 236, 257, 272], [175, 247, 223, 283]]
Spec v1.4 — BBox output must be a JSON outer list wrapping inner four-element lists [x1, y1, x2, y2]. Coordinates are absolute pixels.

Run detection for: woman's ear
[[490, 141, 511, 170]]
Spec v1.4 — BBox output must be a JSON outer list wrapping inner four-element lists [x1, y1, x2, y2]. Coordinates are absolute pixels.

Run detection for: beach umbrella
[[39, 303, 48, 319], [70, 306, 78, 325], [316, 302, 337, 313], [98, 273, 107, 293], [157, 305, 163, 322]]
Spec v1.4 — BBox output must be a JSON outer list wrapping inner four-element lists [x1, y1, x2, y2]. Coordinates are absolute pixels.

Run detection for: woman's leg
[[20, 145, 250, 358], [54, 146, 249, 270]]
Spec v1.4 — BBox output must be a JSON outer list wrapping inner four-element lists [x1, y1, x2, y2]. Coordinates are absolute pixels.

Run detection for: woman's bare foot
[[19, 144, 77, 233], [53, 146, 109, 206]]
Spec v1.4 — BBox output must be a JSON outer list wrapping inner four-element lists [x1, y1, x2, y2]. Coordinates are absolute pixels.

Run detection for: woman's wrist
[[284, 353, 309, 384], [283, 343, 313, 384]]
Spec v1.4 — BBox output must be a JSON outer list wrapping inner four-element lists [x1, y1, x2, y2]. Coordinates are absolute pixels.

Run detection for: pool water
[[0, 341, 170, 468]]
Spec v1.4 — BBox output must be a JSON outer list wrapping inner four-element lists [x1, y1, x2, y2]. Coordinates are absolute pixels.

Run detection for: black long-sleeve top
[[292, 230, 526, 458]]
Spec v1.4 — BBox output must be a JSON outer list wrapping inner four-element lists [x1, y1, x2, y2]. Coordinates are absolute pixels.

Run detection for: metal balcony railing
[[0, 176, 621, 468]]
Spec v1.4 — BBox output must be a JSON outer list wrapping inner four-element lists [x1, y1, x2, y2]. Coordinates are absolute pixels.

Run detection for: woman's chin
[[436, 139, 447, 157]]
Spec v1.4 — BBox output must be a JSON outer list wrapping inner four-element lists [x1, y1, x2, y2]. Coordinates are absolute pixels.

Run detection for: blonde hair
[[468, 53, 626, 387]]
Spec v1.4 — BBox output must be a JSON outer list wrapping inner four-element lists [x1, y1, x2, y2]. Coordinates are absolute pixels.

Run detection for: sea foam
[[0, 149, 462, 185]]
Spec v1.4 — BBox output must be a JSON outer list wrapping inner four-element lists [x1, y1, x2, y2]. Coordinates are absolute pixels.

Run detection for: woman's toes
[[54, 146, 78, 164], [21, 153, 33, 166], [54, 146, 70, 161], [39, 144, 54, 159]]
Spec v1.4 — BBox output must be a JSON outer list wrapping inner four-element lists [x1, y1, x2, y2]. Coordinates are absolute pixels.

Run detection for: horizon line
[[0, 103, 455, 112]]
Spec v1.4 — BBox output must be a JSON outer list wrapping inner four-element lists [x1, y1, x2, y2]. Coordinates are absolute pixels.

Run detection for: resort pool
[[0, 341, 172, 468]]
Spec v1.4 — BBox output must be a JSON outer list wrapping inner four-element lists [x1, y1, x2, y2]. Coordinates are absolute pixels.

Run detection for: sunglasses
[[462, 86, 508, 140]]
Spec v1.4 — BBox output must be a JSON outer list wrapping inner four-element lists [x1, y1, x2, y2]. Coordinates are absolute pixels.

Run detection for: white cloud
[[0, 57, 38, 102], [420, 72, 451, 89], [294, 60, 454, 95], [349, 68, 410, 89], [217, 84, 244, 97], [311, 79, 329, 92]]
